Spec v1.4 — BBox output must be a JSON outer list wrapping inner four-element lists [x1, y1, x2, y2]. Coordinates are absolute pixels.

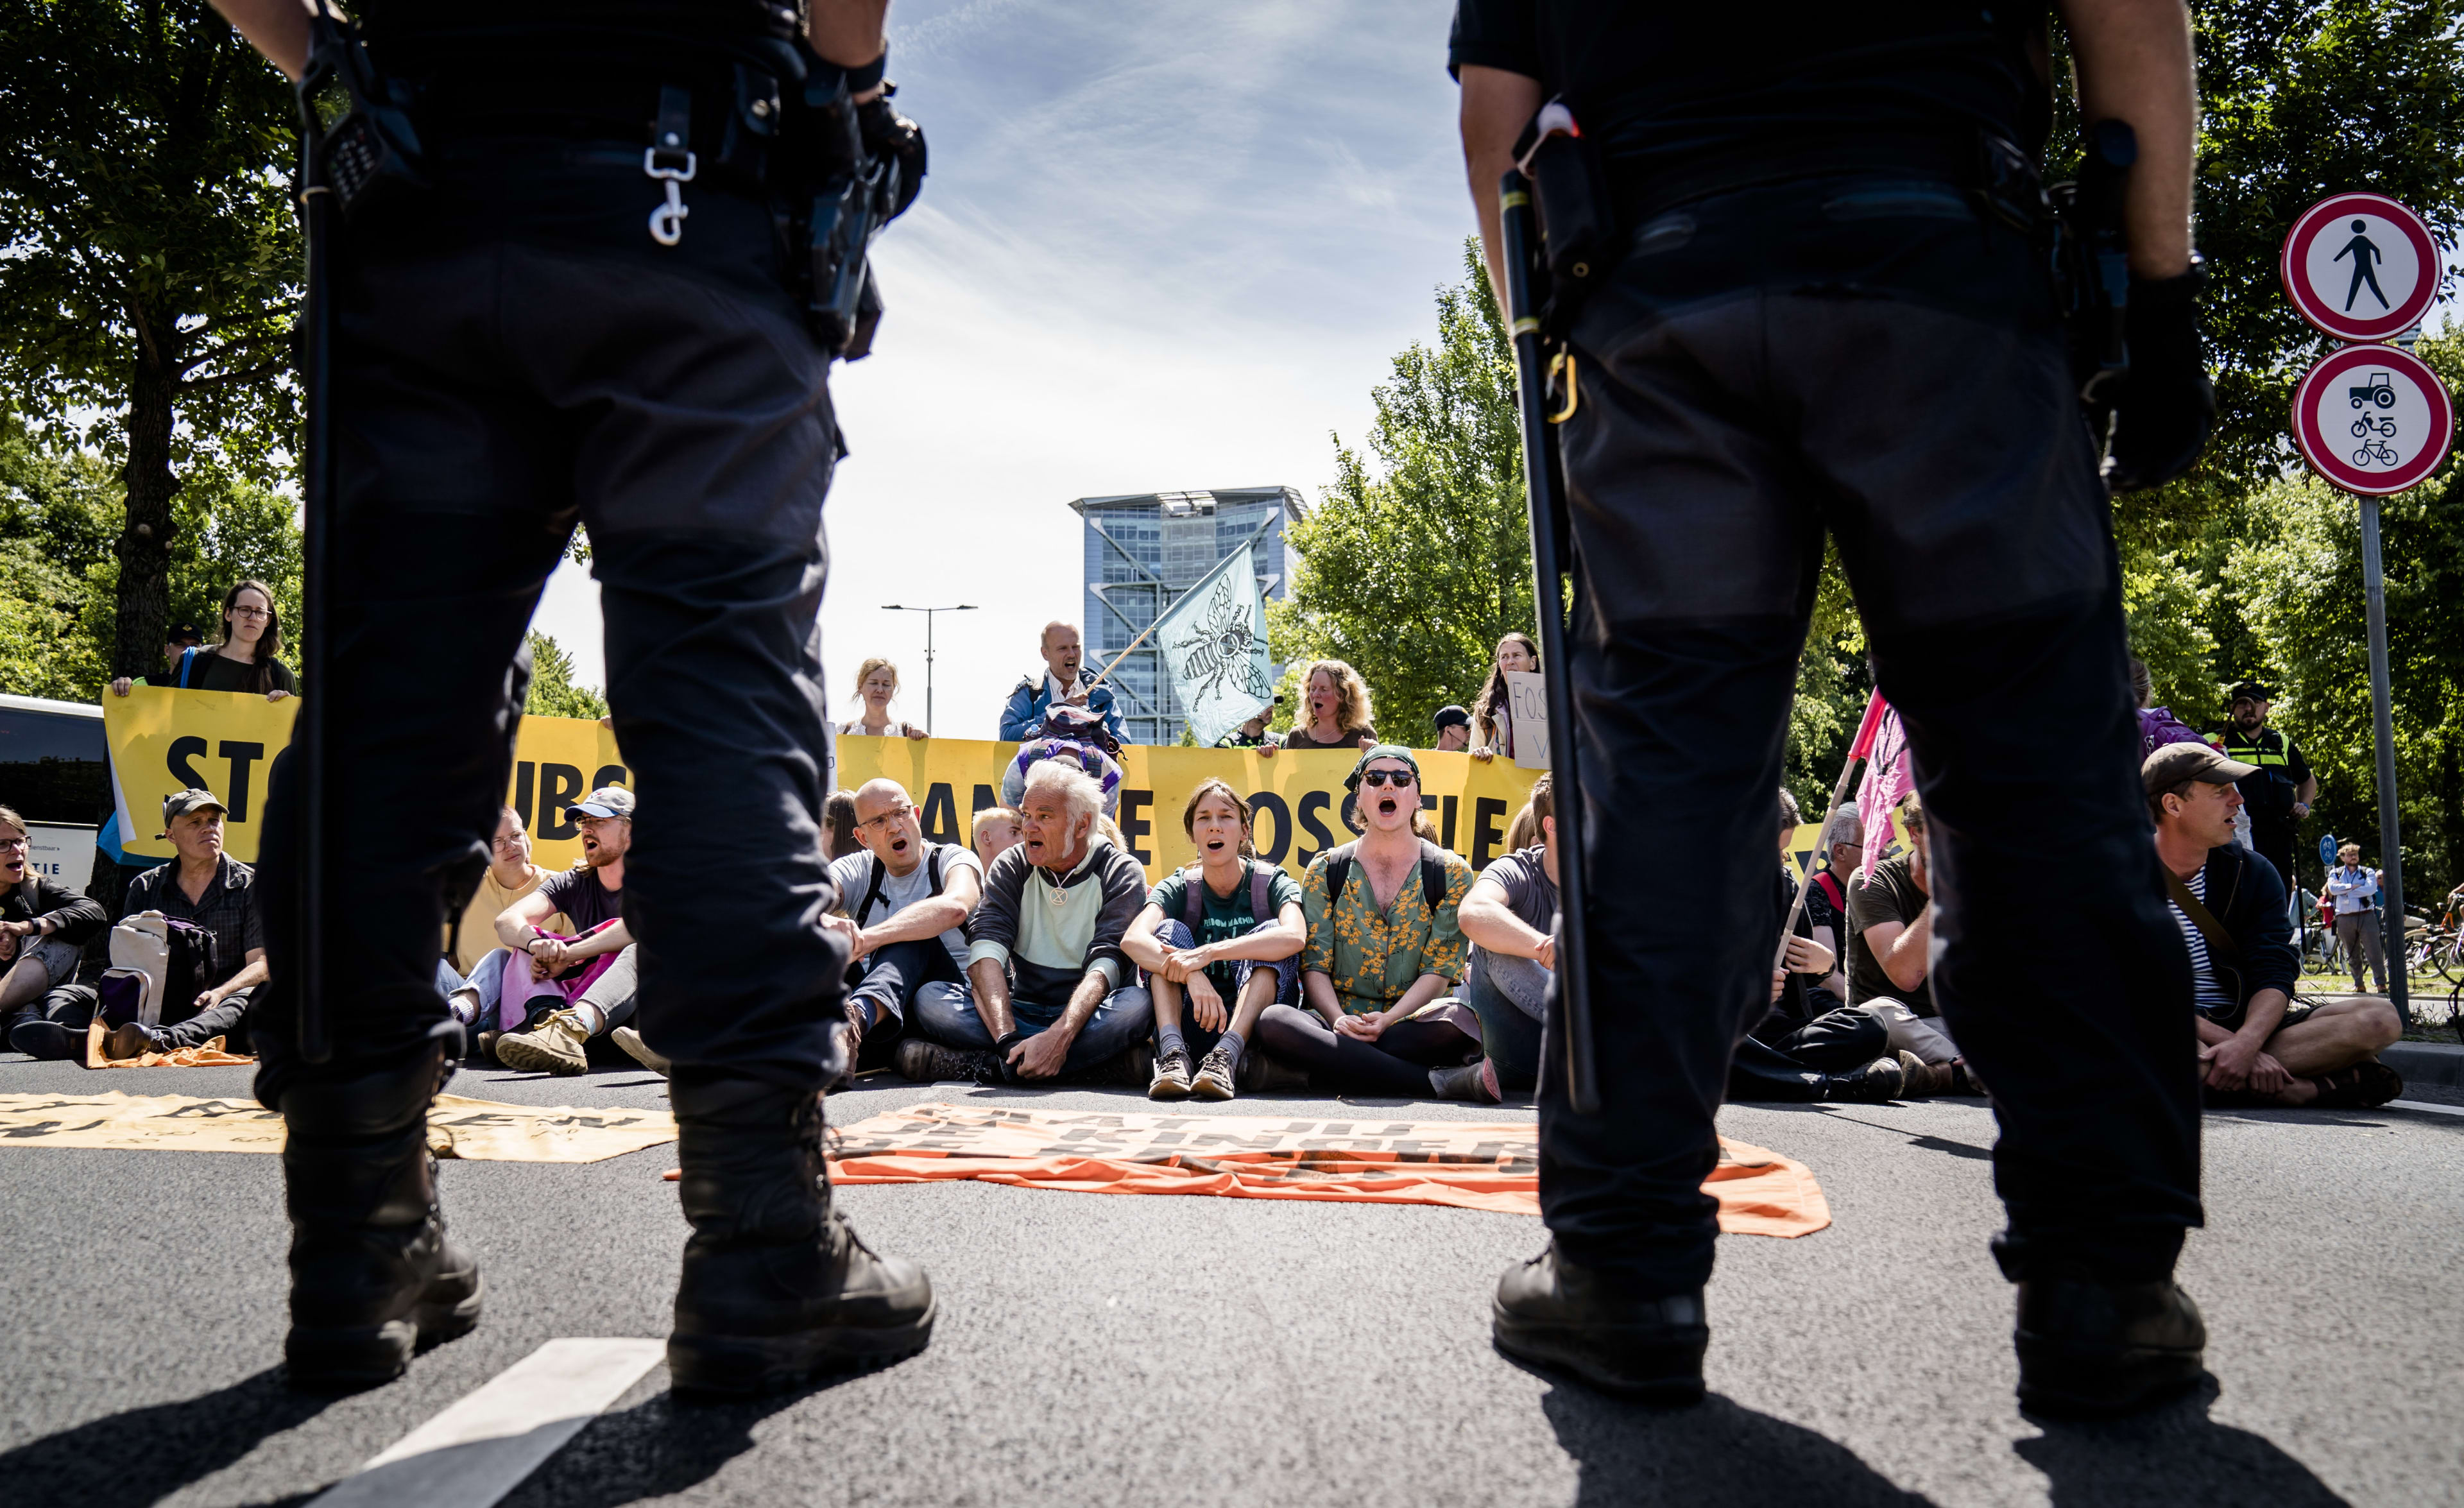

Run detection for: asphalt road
[[3, 1054, 2458, 1507]]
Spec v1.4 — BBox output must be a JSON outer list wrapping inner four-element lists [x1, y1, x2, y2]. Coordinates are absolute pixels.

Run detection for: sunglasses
[[1358, 768, 1416, 788]]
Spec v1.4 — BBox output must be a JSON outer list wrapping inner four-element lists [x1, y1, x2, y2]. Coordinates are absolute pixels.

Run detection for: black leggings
[[1253, 1004, 1478, 1095]]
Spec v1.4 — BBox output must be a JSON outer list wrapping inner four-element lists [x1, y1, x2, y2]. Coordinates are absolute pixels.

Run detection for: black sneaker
[[1493, 1243, 1707, 1405], [1822, 1055, 1907, 1104], [2015, 1278, 2206, 1418], [1149, 1046, 1194, 1100], [893, 1036, 1005, 1085]]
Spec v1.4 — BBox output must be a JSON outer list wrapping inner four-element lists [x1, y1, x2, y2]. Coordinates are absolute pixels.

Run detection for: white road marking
[[2388, 1098, 2464, 1118], [308, 1337, 665, 1508]]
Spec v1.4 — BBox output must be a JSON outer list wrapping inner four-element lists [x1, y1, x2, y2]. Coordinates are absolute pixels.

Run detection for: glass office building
[[1070, 486, 1307, 746]]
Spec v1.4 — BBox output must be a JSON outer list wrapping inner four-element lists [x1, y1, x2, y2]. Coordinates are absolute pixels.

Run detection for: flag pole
[[1086, 512, 1279, 691], [1774, 692, 1888, 973]]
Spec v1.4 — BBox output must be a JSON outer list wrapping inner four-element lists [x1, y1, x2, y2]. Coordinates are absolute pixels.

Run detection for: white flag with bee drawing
[[1156, 542, 1274, 748]]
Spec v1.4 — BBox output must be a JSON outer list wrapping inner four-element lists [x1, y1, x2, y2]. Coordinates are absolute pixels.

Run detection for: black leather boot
[[667, 1072, 935, 1398], [1492, 1243, 1707, 1404], [278, 1042, 482, 1390], [2014, 1277, 2206, 1417]]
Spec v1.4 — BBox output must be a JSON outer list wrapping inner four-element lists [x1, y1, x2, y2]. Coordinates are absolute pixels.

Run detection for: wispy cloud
[[533, 1, 1478, 738]]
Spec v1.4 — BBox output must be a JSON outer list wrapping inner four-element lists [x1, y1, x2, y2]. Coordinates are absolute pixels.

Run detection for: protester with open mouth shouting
[[1121, 779, 1306, 1101], [1254, 747, 1482, 1095]]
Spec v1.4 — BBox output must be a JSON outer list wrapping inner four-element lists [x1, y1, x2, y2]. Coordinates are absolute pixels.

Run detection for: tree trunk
[[114, 323, 178, 682]]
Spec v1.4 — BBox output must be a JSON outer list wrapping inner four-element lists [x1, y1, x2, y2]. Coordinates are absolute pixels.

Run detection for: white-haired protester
[[897, 762, 1151, 1084]]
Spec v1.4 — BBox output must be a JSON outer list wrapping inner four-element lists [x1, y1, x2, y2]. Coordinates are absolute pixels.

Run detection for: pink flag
[[1852, 702, 1918, 872]]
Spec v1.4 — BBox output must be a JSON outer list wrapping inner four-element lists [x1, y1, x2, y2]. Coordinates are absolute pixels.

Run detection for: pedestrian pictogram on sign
[[2279, 193, 2440, 342], [2290, 344, 2454, 495]]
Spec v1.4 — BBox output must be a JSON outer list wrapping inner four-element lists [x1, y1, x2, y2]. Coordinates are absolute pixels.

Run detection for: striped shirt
[[2164, 868, 2236, 1015]]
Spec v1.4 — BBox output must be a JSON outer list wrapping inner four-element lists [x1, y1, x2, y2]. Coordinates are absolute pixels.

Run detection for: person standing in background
[[2324, 842, 2388, 995], [2215, 682, 2314, 890]]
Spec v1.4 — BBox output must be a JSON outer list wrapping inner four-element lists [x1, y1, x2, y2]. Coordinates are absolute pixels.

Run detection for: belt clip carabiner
[[644, 147, 696, 246], [645, 84, 694, 247]]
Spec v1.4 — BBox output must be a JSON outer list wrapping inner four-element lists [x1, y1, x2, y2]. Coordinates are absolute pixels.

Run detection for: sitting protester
[[440, 807, 573, 1023], [1846, 793, 1982, 1089], [2146, 744, 2401, 1107], [1732, 787, 1940, 1103], [487, 787, 642, 1075], [1253, 746, 1484, 1097], [12, 790, 266, 1060], [1797, 800, 1860, 1005], [0, 803, 108, 1026], [1457, 776, 1559, 1099], [972, 805, 1022, 870], [1121, 779, 1306, 1101], [821, 778, 984, 1074], [898, 762, 1151, 1083], [823, 789, 863, 862]]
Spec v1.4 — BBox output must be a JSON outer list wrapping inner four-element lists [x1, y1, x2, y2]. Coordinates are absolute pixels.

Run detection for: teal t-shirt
[[1147, 863, 1303, 999]]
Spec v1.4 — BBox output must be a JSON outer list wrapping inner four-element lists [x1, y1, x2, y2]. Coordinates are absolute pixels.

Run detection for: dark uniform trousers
[[253, 146, 853, 1107], [1537, 172, 2203, 1294]]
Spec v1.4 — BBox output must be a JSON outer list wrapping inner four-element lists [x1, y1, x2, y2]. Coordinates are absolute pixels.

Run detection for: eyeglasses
[[0, 836, 28, 852], [857, 805, 914, 831], [1358, 768, 1415, 788], [230, 605, 271, 620], [490, 832, 527, 852]]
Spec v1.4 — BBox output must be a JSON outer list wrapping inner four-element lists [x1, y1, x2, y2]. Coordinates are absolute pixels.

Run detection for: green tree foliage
[[524, 631, 608, 721], [1271, 243, 1532, 744], [2225, 333, 2464, 897], [0, 0, 302, 680]]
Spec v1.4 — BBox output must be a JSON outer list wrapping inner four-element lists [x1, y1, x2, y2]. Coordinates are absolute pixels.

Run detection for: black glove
[[857, 93, 927, 223], [2103, 256, 2215, 492]]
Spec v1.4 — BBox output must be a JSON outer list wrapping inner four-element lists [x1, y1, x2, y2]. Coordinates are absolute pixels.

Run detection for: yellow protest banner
[[99, 692, 1545, 882], [103, 687, 623, 869], [839, 737, 1543, 882]]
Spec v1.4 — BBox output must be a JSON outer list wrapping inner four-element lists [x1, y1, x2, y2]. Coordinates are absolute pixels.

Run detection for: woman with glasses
[[109, 579, 297, 701], [1253, 746, 1484, 1096]]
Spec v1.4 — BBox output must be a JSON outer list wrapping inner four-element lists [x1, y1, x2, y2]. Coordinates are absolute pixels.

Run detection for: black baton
[[1499, 167, 1600, 1116]]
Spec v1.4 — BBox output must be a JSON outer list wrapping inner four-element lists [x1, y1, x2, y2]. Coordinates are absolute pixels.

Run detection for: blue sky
[[533, 0, 1480, 736]]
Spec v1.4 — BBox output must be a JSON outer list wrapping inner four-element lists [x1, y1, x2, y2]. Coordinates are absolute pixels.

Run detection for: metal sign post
[[2282, 192, 2454, 1025]]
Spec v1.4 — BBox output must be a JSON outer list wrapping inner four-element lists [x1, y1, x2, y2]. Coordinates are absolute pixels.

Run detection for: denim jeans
[[1147, 919, 1296, 1059], [910, 976, 1152, 1075], [1464, 963, 1545, 1095]]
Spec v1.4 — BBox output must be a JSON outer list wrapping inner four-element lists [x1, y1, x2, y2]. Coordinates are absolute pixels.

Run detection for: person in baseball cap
[[563, 786, 637, 823], [157, 788, 227, 837], [1432, 705, 1475, 753]]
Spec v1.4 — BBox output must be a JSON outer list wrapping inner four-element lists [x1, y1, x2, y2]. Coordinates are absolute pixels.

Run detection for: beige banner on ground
[[0, 1092, 676, 1163], [814, 1102, 1833, 1235]]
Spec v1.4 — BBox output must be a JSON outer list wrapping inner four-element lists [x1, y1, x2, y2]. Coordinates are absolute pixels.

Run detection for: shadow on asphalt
[[2016, 1377, 2348, 1505], [4, 1365, 333, 1508], [493, 1366, 903, 1508], [1539, 1384, 1937, 1505]]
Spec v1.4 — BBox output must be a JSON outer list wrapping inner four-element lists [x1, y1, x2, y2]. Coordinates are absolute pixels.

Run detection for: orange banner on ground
[[816, 1102, 1831, 1235]]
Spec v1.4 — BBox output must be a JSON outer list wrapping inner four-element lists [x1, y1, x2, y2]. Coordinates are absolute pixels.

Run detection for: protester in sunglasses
[[1253, 746, 1484, 1095]]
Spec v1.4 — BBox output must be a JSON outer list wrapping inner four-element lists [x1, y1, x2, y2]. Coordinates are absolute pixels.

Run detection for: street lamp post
[[880, 603, 977, 736]]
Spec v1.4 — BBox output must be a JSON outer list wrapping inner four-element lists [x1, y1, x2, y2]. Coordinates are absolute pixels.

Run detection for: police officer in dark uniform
[[208, 0, 932, 1396], [2217, 680, 2316, 890], [1452, 1, 2216, 1414]]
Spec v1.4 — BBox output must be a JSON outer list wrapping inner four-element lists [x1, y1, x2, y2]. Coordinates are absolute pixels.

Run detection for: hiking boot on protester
[[2145, 745, 2402, 1109], [1120, 779, 1306, 1102]]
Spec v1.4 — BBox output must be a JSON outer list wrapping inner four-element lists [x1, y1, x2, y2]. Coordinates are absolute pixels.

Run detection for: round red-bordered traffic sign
[[2290, 343, 2453, 495], [2280, 193, 2441, 342]]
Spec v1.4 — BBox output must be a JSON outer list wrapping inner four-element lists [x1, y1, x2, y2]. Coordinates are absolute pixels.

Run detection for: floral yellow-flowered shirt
[[1300, 842, 1476, 1016]]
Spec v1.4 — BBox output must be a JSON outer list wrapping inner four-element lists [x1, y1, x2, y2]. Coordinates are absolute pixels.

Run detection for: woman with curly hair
[[1277, 659, 1377, 750]]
